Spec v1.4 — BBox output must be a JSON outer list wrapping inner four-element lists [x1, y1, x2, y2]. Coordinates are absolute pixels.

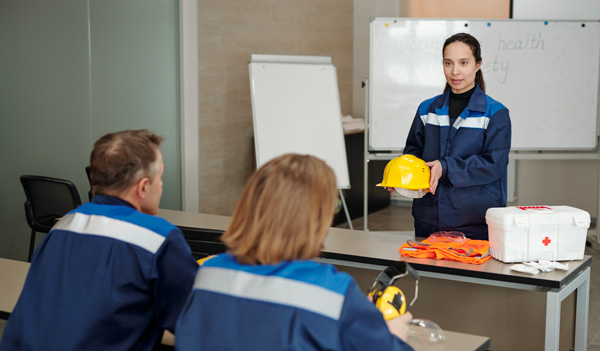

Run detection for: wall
[[197, 0, 353, 215], [0, 0, 181, 260], [402, 0, 509, 18]]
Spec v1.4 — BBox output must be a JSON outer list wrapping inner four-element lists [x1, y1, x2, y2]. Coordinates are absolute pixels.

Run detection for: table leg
[[545, 289, 561, 350], [545, 267, 590, 351], [575, 268, 590, 351]]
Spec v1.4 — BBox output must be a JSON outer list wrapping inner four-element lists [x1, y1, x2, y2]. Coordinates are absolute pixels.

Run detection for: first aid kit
[[486, 206, 590, 263]]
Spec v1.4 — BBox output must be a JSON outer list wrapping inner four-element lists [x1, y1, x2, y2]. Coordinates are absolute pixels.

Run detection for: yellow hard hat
[[376, 154, 430, 190]]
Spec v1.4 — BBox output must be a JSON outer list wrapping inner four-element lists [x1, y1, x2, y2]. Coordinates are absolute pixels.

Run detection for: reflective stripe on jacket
[[399, 237, 491, 265], [404, 85, 511, 240], [176, 253, 414, 351], [1, 195, 198, 351]]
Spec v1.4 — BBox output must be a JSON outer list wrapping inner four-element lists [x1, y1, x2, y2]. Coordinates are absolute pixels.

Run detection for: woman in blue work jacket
[[176, 154, 414, 351], [403, 33, 511, 240]]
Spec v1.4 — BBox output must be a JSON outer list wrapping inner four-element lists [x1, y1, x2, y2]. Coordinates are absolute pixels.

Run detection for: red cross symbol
[[542, 237, 551, 246]]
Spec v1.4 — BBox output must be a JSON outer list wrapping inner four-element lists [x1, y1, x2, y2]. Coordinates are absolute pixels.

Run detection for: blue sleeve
[[151, 228, 199, 332], [442, 108, 511, 187], [440, 158, 448, 178], [340, 281, 414, 351]]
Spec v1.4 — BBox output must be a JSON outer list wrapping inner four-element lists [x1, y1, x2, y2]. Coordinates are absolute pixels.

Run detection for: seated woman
[[175, 154, 414, 351]]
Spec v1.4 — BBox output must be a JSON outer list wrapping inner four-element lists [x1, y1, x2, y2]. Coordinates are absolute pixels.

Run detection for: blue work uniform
[[1, 195, 198, 351], [404, 85, 511, 240], [175, 253, 414, 351]]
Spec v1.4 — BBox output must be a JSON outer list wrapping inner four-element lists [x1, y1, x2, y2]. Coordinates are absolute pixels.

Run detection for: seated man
[[2, 130, 198, 351]]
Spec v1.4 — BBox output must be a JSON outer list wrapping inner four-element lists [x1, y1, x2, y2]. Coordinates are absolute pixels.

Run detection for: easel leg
[[339, 189, 353, 230]]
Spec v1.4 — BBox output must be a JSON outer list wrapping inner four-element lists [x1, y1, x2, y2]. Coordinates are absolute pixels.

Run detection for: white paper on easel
[[249, 54, 350, 189]]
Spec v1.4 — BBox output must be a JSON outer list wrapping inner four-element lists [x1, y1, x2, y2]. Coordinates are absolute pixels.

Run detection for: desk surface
[[158, 209, 592, 289], [0, 258, 29, 318], [158, 209, 230, 231], [320, 228, 592, 289], [409, 330, 490, 351]]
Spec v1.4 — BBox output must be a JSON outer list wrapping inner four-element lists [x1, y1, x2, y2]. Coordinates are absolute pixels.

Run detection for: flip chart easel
[[249, 54, 353, 228]]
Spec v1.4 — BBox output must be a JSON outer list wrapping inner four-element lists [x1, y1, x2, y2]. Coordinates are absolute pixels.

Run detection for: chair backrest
[[20, 175, 82, 233]]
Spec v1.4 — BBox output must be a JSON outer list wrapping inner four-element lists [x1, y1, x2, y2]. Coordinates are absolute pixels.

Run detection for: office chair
[[20, 175, 82, 262], [85, 166, 93, 201]]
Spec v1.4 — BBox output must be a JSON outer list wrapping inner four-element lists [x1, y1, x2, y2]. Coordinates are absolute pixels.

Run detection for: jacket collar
[[441, 84, 487, 114], [91, 194, 136, 209]]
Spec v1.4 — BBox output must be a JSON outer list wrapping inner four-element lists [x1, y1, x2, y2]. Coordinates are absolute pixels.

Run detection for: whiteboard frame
[[179, 0, 200, 212], [368, 18, 600, 152], [249, 54, 351, 189]]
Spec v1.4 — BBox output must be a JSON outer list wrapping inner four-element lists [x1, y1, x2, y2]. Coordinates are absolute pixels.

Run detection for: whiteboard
[[369, 19, 600, 151], [249, 55, 350, 189]]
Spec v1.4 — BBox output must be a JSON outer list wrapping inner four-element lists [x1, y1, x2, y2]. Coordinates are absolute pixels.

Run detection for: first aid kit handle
[[573, 215, 590, 227], [513, 216, 529, 228]]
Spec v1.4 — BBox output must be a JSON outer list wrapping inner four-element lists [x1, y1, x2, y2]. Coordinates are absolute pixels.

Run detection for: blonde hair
[[221, 154, 338, 265]]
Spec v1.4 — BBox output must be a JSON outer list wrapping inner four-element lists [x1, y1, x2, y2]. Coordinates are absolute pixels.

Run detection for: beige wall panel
[[198, 0, 353, 215], [514, 160, 598, 215], [403, 0, 510, 19]]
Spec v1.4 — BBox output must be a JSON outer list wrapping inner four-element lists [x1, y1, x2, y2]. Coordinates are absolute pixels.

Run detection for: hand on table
[[366, 294, 412, 341], [386, 312, 413, 341]]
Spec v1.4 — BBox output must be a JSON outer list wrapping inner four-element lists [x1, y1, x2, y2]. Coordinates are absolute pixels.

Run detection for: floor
[[336, 205, 600, 350]]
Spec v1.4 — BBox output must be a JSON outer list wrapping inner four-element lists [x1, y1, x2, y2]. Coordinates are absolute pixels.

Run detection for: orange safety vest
[[399, 237, 491, 264]]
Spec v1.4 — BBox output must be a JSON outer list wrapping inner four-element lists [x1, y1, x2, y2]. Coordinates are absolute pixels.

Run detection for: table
[[409, 330, 489, 351], [0, 258, 29, 320], [157, 209, 592, 351], [318, 228, 591, 351]]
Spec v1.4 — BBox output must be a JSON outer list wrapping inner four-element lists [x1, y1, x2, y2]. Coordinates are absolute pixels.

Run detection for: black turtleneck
[[449, 86, 476, 124]]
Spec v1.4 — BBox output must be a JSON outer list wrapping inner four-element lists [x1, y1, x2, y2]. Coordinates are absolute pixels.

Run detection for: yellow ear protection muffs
[[368, 261, 419, 320]]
